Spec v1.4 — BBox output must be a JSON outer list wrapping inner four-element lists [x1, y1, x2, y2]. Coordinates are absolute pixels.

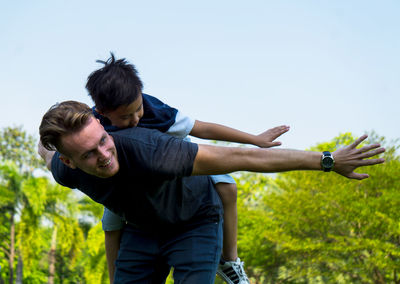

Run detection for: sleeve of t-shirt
[[166, 110, 195, 139], [102, 207, 125, 231], [113, 128, 198, 179], [150, 132, 198, 178]]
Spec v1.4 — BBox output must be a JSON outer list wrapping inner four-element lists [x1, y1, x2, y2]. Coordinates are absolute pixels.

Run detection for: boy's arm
[[192, 135, 385, 180], [190, 120, 289, 148]]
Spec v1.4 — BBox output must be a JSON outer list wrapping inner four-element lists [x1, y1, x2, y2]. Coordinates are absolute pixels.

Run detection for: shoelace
[[232, 260, 248, 279]]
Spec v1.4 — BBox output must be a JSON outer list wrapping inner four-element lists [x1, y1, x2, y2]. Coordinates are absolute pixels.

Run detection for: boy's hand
[[255, 125, 290, 148]]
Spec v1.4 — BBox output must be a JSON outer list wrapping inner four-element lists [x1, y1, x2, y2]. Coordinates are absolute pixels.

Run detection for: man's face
[[102, 94, 144, 129], [59, 117, 120, 178]]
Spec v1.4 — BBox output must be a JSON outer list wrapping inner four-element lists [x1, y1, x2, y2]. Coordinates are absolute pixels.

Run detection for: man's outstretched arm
[[192, 135, 385, 180]]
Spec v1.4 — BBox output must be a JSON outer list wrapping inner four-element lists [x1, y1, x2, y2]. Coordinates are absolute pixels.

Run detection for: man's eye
[[83, 152, 93, 159], [100, 136, 107, 145]]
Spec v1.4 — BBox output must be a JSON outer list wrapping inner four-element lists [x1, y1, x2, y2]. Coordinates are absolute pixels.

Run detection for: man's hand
[[38, 141, 55, 170], [254, 125, 290, 148], [332, 135, 385, 180]]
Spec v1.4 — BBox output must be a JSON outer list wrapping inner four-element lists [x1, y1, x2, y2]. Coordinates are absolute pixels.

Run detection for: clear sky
[[1, 0, 399, 150]]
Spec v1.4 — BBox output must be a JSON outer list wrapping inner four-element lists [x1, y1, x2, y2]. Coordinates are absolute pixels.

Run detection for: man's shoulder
[[111, 127, 197, 160], [110, 127, 169, 150], [111, 126, 164, 139]]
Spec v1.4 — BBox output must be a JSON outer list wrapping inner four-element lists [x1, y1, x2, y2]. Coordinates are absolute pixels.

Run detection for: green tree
[[0, 126, 46, 283], [234, 133, 399, 283], [41, 180, 85, 284], [234, 173, 284, 283], [78, 196, 109, 284], [0, 161, 24, 284], [0, 126, 43, 172]]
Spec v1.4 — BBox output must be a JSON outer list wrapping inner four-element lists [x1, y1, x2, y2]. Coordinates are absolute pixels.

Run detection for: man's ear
[[59, 155, 77, 169]]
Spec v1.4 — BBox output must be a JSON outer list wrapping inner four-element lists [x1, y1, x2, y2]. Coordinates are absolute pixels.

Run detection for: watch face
[[322, 157, 334, 167]]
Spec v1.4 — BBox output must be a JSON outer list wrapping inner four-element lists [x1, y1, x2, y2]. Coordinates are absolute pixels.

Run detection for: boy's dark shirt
[[93, 93, 178, 132], [51, 127, 222, 232]]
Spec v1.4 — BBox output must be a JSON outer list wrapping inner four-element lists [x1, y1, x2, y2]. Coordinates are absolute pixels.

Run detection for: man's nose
[[98, 147, 109, 160]]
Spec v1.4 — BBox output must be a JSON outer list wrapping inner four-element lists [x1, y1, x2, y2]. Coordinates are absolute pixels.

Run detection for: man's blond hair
[[39, 101, 93, 154]]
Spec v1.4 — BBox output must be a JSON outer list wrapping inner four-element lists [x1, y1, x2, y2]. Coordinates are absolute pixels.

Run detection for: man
[[38, 100, 384, 283], [89, 54, 288, 284]]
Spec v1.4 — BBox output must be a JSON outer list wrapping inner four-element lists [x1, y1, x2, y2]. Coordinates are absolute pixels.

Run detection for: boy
[[88, 53, 289, 284]]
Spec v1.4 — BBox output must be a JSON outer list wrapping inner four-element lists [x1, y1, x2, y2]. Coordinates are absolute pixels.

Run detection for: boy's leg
[[215, 182, 250, 284], [215, 182, 238, 261]]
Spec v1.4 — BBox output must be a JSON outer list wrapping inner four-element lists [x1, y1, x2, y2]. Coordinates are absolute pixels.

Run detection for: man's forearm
[[192, 136, 385, 180], [192, 145, 321, 175]]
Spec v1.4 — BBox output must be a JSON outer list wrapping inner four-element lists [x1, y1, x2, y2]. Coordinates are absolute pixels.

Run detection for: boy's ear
[[59, 154, 77, 169]]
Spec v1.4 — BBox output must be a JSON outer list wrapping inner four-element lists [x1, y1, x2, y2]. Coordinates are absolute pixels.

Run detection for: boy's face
[[102, 94, 144, 129]]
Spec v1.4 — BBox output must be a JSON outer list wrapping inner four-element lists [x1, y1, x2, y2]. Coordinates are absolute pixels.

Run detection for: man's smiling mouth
[[100, 158, 112, 168]]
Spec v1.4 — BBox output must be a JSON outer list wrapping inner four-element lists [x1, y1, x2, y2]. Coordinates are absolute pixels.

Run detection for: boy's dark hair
[[86, 53, 143, 112]]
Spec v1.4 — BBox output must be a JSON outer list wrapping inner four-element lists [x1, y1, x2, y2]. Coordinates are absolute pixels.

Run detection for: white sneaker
[[217, 257, 250, 284]]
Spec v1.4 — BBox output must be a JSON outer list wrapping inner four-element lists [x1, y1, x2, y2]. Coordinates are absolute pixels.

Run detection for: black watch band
[[321, 151, 335, 172]]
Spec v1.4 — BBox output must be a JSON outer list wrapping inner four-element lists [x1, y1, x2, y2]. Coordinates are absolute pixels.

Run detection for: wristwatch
[[321, 151, 335, 172]]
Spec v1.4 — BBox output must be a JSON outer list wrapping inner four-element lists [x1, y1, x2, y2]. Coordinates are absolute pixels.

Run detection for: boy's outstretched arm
[[192, 135, 385, 180], [190, 120, 290, 148]]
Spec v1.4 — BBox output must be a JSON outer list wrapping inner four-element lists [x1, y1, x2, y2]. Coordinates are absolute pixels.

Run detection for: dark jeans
[[114, 221, 223, 284]]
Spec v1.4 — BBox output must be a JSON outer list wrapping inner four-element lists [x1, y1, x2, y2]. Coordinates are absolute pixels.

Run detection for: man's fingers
[[357, 157, 385, 166], [358, 147, 385, 159], [350, 134, 368, 149], [348, 172, 369, 180], [358, 143, 382, 153]]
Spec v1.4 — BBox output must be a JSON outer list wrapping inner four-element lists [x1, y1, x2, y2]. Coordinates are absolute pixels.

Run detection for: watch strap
[[322, 151, 334, 172]]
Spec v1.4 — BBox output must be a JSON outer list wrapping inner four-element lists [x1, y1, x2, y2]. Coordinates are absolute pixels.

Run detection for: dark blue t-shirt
[[51, 127, 222, 232]]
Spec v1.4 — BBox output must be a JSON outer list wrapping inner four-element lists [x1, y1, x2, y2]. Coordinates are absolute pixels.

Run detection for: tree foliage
[[235, 133, 400, 283], [0, 126, 43, 173], [0, 126, 105, 283], [1, 127, 398, 283]]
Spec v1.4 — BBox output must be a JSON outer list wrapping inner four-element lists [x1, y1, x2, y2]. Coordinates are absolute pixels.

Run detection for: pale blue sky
[[1, 1, 399, 150]]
